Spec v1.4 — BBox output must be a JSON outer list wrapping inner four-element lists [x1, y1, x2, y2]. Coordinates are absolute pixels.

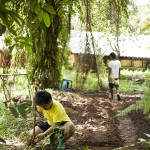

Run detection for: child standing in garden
[[108, 52, 121, 100], [28, 91, 75, 149]]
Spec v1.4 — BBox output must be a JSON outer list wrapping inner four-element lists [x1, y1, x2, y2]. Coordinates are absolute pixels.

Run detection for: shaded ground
[[2, 90, 150, 150]]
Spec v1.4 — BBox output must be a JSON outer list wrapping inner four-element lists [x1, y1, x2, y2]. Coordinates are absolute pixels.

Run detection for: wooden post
[[32, 76, 39, 144]]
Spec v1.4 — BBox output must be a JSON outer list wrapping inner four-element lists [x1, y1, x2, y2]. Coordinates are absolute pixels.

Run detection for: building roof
[[69, 30, 150, 58]]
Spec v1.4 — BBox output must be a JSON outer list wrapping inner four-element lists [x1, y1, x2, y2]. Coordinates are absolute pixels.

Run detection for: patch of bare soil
[[2, 90, 150, 150]]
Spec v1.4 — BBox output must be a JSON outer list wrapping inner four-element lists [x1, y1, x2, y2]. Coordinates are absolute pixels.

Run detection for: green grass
[[0, 68, 150, 92], [119, 80, 147, 92], [62, 69, 101, 91], [119, 69, 149, 92], [62, 68, 149, 92], [120, 69, 150, 79]]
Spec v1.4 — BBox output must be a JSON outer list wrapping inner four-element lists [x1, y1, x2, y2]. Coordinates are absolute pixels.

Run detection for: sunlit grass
[[62, 69, 101, 91], [119, 80, 147, 92], [120, 69, 150, 80], [0, 68, 149, 93], [62, 69, 149, 92]]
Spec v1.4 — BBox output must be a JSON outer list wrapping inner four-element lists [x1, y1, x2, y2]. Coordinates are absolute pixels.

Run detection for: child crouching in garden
[[28, 91, 75, 149]]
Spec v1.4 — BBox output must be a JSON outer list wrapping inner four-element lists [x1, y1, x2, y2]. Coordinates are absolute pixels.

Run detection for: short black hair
[[110, 52, 116, 59], [34, 91, 52, 106]]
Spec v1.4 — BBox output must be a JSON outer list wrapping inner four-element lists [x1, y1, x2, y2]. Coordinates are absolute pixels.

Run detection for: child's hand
[[26, 137, 32, 146], [34, 133, 45, 143]]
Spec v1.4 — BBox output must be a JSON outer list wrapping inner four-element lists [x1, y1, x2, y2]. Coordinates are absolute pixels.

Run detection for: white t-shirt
[[108, 60, 121, 78]]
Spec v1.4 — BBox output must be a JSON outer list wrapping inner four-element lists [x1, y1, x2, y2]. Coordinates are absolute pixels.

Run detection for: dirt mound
[[52, 91, 147, 150]]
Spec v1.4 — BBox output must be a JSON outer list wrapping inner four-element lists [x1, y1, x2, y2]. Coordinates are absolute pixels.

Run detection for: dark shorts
[[38, 122, 67, 132], [109, 83, 119, 89], [109, 78, 119, 89]]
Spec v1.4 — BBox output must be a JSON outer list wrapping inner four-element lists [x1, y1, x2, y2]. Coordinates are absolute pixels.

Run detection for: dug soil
[[3, 90, 150, 150]]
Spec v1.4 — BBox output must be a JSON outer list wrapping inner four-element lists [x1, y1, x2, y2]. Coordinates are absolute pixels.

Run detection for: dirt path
[[56, 91, 146, 150], [117, 115, 137, 147], [112, 100, 138, 150], [2, 90, 150, 150]]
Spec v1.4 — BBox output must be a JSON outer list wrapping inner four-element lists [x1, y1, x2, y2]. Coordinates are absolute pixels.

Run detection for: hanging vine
[[76, 0, 92, 89], [75, 0, 105, 90]]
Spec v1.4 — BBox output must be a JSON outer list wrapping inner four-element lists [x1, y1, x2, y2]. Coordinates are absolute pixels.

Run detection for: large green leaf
[[23, 104, 39, 116], [14, 37, 32, 42], [18, 41, 32, 48], [43, 11, 50, 27], [17, 105, 27, 119], [25, 45, 32, 52], [43, 4, 56, 15], [38, 9, 43, 21], [0, 137, 6, 143], [34, 3, 40, 15], [9, 107, 19, 118], [8, 43, 20, 55]]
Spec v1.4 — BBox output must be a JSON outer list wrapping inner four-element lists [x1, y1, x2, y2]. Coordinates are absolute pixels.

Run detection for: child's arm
[[34, 122, 60, 143], [44, 122, 60, 136]]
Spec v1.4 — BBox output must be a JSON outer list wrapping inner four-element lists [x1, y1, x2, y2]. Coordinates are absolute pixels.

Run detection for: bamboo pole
[[32, 76, 38, 144]]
